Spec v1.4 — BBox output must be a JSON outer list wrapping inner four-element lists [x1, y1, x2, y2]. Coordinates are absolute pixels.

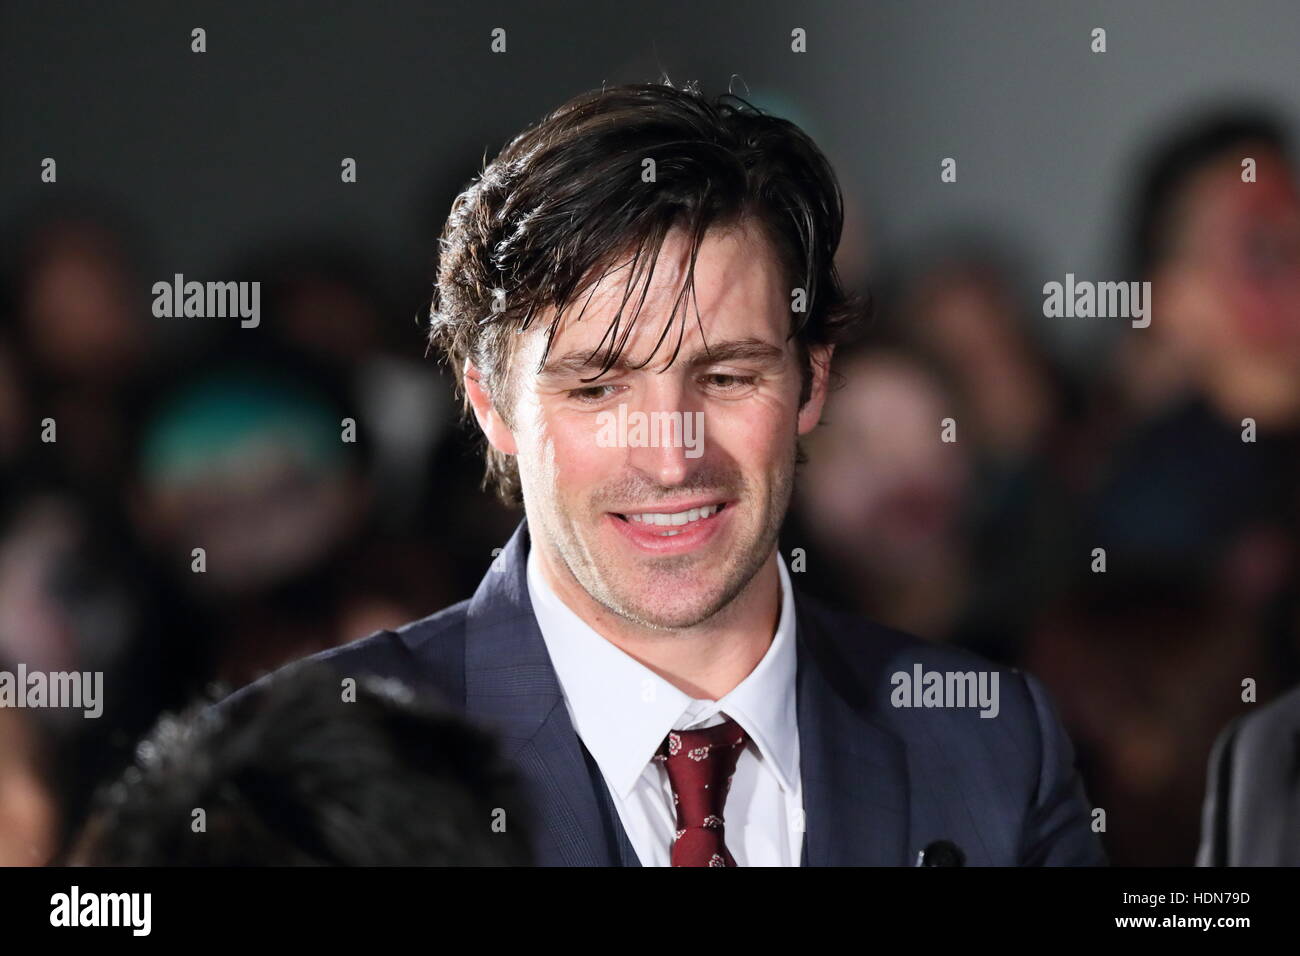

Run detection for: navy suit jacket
[[234, 520, 1106, 866]]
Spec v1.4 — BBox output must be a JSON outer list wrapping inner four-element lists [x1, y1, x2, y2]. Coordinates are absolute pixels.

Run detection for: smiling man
[[241, 82, 1105, 867]]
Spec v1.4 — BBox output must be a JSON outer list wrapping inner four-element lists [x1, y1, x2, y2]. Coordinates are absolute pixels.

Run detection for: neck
[[535, 543, 782, 701]]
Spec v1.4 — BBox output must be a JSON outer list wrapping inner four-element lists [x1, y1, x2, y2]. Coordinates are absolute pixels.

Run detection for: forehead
[[518, 219, 792, 375]]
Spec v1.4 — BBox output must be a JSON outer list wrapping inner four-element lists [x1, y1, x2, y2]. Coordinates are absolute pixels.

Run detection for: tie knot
[[657, 717, 748, 764], [655, 717, 748, 865]]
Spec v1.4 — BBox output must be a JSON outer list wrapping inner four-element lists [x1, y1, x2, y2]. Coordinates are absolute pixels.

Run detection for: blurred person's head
[[428, 82, 859, 631], [797, 347, 972, 635], [16, 214, 148, 386], [130, 358, 368, 599], [0, 700, 59, 866], [800, 348, 970, 568], [1131, 110, 1300, 425], [246, 243, 393, 365], [901, 253, 1057, 459], [71, 666, 532, 865]]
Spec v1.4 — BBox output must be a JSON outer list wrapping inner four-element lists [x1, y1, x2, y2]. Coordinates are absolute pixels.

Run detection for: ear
[[796, 344, 835, 436], [464, 359, 518, 456]]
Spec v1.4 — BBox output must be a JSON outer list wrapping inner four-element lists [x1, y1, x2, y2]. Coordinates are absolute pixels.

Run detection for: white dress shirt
[[526, 545, 804, 866]]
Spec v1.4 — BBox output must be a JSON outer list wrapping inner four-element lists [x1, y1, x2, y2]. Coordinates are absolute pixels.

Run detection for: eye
[[702, 373, 756, 391], [567, 384, 620, 404]]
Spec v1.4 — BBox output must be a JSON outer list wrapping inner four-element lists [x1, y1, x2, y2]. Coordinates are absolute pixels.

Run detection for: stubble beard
[[531, 443, 797, 633]]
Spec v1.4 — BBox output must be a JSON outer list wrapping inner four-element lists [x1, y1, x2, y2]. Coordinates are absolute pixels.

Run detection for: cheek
[[708, 397, 797, 471], [1229, 273, 1300, 345], [1163, 274, 1221, 346], [523, 408, 620, 494]]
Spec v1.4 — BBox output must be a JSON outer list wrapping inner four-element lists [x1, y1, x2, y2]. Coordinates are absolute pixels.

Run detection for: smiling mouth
[[612, 502, 728, 536]]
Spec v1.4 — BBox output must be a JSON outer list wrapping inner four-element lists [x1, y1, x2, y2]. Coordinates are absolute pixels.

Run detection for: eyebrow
[[537, 338, 786, 379]]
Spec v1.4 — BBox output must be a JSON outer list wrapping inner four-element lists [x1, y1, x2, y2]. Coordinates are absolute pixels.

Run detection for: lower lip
[[605, 505, 730, 555]]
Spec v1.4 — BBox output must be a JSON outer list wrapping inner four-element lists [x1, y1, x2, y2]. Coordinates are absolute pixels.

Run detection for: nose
[[628, 427, 690, 486], [625, 377, 699, 487]]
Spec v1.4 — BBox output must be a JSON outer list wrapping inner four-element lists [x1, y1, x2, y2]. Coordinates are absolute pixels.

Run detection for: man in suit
[[1197, 684, 1300, 866], [236, 81, 1105, 867]]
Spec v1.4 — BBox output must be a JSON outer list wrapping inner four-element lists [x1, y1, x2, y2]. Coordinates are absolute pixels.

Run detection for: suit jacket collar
[[463, 519, 911, 866]]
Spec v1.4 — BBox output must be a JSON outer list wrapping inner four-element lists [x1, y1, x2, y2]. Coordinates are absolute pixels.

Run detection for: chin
[[604, 580, 733, 630], [623, 605, 717, 631]]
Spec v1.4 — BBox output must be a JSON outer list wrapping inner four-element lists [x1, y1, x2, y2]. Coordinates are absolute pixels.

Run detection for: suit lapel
[[463, 521, 626, 866], [795, 594, 912, 866]]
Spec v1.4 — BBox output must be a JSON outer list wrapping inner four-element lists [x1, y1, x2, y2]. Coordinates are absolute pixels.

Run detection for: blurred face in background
[[21, 221, 147, 385], [1156, 145, 1300, 422], [481, 222, 831, 631], [907, 266, 1052, 458], [133, 375, 365, 599], [801, 351, 970, 571]]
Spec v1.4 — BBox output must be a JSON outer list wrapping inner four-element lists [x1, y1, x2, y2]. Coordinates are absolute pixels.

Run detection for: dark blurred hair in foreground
[[71, 667, 532, 865]]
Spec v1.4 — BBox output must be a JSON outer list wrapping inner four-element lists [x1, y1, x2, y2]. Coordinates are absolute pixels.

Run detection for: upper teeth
[[627, 504, 721, 526]]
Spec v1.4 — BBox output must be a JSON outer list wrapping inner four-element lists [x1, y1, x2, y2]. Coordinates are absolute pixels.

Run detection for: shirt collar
[[526, 543, 799, 800]]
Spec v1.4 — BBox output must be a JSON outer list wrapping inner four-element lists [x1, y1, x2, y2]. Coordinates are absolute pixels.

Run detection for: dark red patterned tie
[[654, 717, 748, 867]]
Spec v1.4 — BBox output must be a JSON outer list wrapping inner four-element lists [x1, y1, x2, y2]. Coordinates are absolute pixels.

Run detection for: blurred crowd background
[[3, 1, 1300, 866]]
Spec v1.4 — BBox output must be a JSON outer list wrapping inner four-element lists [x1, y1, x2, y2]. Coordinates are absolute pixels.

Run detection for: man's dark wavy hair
[[428, 80, 862, 504]]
